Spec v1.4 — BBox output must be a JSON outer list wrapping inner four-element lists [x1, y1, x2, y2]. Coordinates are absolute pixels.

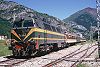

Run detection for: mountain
[[63, 7, 97, 38], [0, 0, 69, 38], [63, 7, 97, 30], [0, 0, 56, 21]]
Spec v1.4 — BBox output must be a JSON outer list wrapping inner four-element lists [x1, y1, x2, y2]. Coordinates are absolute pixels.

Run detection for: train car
[[9, 17, 86, 56], [65, 34, 77, 44]]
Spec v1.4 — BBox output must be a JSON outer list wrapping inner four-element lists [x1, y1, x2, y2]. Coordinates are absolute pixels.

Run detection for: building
[[0, 35, 7, 40]]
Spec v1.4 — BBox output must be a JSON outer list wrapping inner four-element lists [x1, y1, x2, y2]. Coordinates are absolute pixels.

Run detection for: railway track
[[0, 58, 30, 67], [71, 47, 97, 67], [43, 44, 97, 67]]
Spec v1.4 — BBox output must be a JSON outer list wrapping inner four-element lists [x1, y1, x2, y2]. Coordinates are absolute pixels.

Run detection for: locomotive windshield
[[13, 20, 34, 28], [13, 21, 22, 28], [23, 20, 34, 27]]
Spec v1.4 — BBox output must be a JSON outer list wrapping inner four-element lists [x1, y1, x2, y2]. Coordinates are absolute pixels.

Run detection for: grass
[[0, 40, 12, 56], [77, 63, 88, 67]]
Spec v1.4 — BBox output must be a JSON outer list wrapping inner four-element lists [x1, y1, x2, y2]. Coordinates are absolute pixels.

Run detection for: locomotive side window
[[51, 26, 56, 32], [23, 20, 33, 27], [43, 23, 52, 31], [13, 22, 22, 28]]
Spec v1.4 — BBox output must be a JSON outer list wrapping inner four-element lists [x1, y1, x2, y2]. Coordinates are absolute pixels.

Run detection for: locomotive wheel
[[31, 50, 38, 56], [20, 50, 26, 56], [53, 43, 58, 51], [25, 49, 38, 56], [12, 49, 20, 56], [12, 49, 17, 56], [44, 45, 50, 53]]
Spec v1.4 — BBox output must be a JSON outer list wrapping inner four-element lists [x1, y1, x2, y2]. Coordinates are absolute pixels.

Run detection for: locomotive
[[9, 17, 86, 56]]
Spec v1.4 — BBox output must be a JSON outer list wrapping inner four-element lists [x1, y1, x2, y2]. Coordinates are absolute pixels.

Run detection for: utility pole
[[90, 23, 92, 41], [96, 0, 100, 58]]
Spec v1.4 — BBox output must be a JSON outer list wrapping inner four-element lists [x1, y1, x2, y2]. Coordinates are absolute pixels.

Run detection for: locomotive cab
[[10, 19, 37, 56]]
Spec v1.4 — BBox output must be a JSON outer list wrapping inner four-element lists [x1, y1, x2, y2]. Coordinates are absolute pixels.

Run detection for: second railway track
[[43, 43, 97, 67], [71, 46, 97, 67]]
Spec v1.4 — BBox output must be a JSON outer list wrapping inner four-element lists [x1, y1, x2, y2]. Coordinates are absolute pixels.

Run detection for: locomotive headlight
[[11, 39, 16, 46]]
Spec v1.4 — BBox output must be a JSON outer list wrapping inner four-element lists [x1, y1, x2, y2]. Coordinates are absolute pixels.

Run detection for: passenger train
[[9, 17, 86, 56]]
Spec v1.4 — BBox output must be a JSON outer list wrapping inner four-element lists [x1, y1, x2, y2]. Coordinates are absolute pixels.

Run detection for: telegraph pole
[[90, 23, 92, 41], [96, 0, 100, 58]]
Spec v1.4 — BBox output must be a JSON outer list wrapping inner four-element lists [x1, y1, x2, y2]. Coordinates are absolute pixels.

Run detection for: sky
[[7, 0, 96, 20]]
